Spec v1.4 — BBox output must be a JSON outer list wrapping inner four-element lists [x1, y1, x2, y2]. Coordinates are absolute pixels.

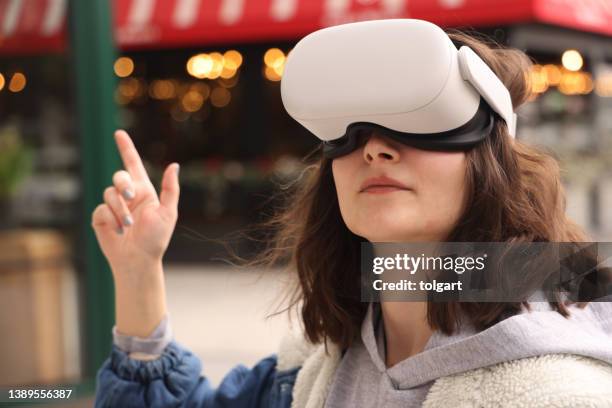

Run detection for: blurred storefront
[[2, 0, 612, 263]]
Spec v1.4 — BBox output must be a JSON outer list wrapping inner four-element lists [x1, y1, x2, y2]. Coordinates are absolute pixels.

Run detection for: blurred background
[[0, 0, 611, 406]]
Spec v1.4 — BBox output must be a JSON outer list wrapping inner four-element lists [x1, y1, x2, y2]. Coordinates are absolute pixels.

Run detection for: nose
[[362, 133, 400, 164]]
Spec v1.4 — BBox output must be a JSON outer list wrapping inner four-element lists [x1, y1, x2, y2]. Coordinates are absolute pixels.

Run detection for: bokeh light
[[208, 52, 225, 79], [187, 54, 214, 79], [181, 90, 205, 112], [8, 72, 26, 92], [263, 48, 286, 81], [114, 57, 134, 77], [561, 49, 583, 72], [210, 87, 231, 107], [149, 80, 177, 100], [223, 50, 243, 70], [543, 64, 562, 86]]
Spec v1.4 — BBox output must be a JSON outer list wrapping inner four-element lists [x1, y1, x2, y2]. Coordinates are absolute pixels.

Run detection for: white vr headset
[[280, 19, 517, 159]]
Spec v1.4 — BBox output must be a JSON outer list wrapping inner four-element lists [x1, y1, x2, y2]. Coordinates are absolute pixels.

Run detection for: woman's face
[[332, 133, 468, 242]]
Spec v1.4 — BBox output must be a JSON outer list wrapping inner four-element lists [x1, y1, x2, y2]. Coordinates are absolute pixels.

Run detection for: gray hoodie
[[323, 300, 612, 407]]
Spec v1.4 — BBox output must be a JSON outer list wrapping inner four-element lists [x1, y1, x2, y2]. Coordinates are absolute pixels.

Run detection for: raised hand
[[91, 129, 180, 271]]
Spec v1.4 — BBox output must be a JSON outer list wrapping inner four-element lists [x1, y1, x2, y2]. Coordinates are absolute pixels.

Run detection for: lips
[[359, 175, 411, 192]]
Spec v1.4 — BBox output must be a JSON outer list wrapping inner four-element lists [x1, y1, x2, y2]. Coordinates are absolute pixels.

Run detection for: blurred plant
[[0, 125, 34, 199]]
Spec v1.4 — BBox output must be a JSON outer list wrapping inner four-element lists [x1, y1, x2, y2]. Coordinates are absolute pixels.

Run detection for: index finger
[[114, 129, 150, 183]]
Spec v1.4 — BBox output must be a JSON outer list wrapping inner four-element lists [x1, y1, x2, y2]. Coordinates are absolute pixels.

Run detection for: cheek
[[331, 159, 343, 191], [332, 155, 359, 194], [416, 152, 467, 214], [332, 156, 364, 225], [332, 159, 351, 205]]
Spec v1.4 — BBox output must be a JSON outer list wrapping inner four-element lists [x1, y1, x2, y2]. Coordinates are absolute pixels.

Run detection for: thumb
[[159, 163, 180, 216]]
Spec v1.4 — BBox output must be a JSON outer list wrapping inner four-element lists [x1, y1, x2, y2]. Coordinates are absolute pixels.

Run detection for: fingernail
[[175, 164, 180, 177], [123, 215, 133, 226], [122, 188, 135, 200], [116, 226, 124, 235]]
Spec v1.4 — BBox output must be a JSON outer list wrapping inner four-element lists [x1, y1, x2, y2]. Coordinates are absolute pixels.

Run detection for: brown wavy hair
[[221, 30, 592, 351]]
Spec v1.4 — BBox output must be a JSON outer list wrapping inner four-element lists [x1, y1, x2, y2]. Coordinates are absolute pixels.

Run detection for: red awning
[[1, 0, 611, 56], [0, 0, 67, 55]]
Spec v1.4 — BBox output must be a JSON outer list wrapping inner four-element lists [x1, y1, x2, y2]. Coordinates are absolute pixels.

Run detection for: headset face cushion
[[322, 98, 496, 159]]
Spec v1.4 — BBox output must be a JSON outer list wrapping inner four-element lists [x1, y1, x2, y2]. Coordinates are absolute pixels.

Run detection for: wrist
[[113, 259, 168, 337], [111, 257, 164, 287]]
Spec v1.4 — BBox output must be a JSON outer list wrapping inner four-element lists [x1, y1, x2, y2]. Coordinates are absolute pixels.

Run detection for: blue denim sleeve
[[94, 339, 278, 408]]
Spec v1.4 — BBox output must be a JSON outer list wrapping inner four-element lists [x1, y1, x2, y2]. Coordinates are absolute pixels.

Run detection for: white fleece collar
[[276, 327, 342, 408]]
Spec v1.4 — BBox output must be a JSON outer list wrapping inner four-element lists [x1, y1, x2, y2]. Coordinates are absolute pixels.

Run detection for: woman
[[92, 23, 612, 407]]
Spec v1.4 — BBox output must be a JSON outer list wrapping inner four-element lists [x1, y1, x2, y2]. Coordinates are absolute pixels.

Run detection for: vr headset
[[280, 19, 517, 159]]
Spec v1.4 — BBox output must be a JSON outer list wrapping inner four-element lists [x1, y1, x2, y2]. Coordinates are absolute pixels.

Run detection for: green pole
[[68, 0, 119, 381]]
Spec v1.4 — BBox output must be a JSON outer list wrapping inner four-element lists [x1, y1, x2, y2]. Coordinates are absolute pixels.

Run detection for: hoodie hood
[[362, 298, 612, 390]]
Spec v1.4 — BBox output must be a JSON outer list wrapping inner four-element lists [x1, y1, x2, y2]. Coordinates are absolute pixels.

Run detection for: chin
[[362, 208, 418, 226]]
